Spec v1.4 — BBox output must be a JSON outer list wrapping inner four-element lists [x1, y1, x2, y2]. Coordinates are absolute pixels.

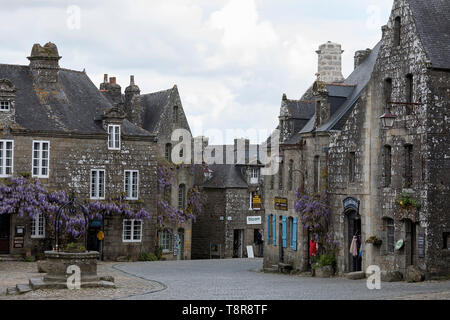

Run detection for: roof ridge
[[0, 63, 28, 68], [142, 87, 173, 97]]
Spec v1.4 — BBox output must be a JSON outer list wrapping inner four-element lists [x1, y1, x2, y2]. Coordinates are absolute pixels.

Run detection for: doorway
[[0, 214, 10, 254], [87, 221, 102, 254], [279, 222, 284, 263], [405, 220, 416, 266], [177, 228, 185, 260], [347, 210, 362, 272], [233, 229, 243, 258]]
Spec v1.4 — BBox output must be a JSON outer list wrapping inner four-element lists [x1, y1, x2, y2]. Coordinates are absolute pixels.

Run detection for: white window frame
[[249, 191, 261, 211], [90, 169, 105, 200], [124, 170, 139, 200], [122, 219, 143, 243], [108, 124, 121, 150], [160, 229, 172, 252], [0, 101, 10, 111], [0, 140, 13, 177], [32, 141, 50, 178], [31, 213, 45, 239], [178, 184, 186, 209], [250, 168, 259, 184]]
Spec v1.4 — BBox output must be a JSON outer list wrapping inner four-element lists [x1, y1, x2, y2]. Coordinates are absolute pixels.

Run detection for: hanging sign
[[97, 231, 105, 241], [395, 239, 404, 251], [274, 197, 288, 211]]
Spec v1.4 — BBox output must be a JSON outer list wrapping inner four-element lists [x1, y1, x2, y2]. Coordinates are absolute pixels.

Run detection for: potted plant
[[313, 254, 336, 278], [365, 236, 382, 246]]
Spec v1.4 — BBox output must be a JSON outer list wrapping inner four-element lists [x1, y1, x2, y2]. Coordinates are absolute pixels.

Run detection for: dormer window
[[108, 124, 121, 150], [0, 101, 10, 111], [250, 168, 259, 184]]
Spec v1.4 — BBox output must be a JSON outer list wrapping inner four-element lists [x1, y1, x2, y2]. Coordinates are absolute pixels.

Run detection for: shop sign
[[13, 236, 24, 248], [247, 216, 262, 225], [274, 197, 288, 211]]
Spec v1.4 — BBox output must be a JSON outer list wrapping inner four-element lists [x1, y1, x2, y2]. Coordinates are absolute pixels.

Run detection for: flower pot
[[314, 265, 334, 278]]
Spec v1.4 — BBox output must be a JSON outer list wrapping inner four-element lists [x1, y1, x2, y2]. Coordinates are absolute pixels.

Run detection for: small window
[[32, 141, 50, 178], [108, 124, 121, 150], [279, 162, 284, 190], [31, 213, 45, 238], [384, 78, 393, 104], [124, 170, 139, 200], [0, 101, 10, 111], [178, 184, 186, 209], [384, 218, 395, 254], [404, 145, 413, 188], [122, 219, 142, 242], [90, 169, 105, 199], [384, 145, 392, 187], [165, 143, 172, 162], [288, 160, 294, 191], [173, 106, 179, 123], [394, 16, 401, 47], [349, 152, 356, 183], [250, 168, 259, 184], [444, 232, 450, 249], [0, 140, 13, 177], [160, 229, 172, 252]]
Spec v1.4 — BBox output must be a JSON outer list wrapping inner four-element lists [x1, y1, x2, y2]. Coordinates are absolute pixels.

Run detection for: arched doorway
[[347, 210, 362, 272]]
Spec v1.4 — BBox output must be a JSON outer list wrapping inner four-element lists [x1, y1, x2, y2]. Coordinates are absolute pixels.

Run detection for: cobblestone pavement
[[0, 261, 159, 300], [114, 258, 450, 300], [1, 259, 449, 300]]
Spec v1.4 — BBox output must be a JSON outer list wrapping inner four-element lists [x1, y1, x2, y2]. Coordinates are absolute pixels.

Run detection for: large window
[[108, 124, 121, 150], [0, 140, 13, 177], [0, 101, 10, 111], [32, 141, 49, 178], [31, 213, 45, 238], [90, 169, 105, 199], [124, 170, 139, 200], [160, 229, 172, 252], [178, 184, 186, 209], [122, 219, 142, 242]]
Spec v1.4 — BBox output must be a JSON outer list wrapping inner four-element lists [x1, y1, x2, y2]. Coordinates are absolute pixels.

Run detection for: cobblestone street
[[1, 259, 448, 300]]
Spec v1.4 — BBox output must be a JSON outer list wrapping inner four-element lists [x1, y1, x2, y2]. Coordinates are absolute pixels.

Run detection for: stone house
[[0, 42, 196, 261], [192, 139, 265, 259], [328, 0, 450, 278], [100, 74, 195, 261], [263, 40, 380, 271]]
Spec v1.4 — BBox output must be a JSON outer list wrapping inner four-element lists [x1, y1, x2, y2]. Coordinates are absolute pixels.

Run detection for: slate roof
[[0, 63, 151, 136], [140, 88, 173, 133], [299, 41, 382, 134], [285, 100, 315, 119], [409, 0, 450, 70], [202, 164, 248, 189]]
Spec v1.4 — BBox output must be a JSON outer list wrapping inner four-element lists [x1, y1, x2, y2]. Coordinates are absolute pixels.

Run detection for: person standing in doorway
[[256, 229, 264, 257]]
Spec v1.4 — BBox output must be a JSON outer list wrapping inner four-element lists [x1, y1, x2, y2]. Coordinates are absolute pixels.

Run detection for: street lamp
[[380, 110, 397, 129]]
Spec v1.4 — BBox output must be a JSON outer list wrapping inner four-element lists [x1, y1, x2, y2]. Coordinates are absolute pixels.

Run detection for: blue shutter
[[272, 215, 276, 246], [266, 215, 270, 243], [292, 218, 298, 251], [282, 216, 287, 248]]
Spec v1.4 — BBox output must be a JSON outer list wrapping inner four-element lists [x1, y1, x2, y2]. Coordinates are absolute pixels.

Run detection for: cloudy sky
[[1, 0, 393, 144]]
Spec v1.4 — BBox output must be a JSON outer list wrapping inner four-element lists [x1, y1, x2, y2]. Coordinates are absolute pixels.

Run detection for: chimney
[[316, 41, 344, 83], [28, 42, 61, 89], [234, 138, 250, 164], [354, 49, 372, 69], [99, 75, 122, 105], [124, 75, 142, 126]]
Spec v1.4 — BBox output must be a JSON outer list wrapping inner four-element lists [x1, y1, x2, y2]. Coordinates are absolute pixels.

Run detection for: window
[[90, 169, 105, 199], [313, 156, 319, 193], [0, 101, 10, 111], [250, 191, 261, 210], [160, 229, 172, 252], [404, 145, 413, 188], [32, 141, 49, 178], [0, 140, 13, 177], [178, 184, 186, 209], [288, 160, 294, 191], [444, 233, 450, 249], [394, 16, 401, 47], [165, 143, 172, 162], [349, 152, 356, 183], [279, 162, 284, 190], [124, 170, 139, 200], [270, 175, 274, 190], [250, 168, 259, 184], [173, 106, 179, 123], [31, 213, 45, 238], [406, 74, 413, 104], [384, 145, 392, 187], [384, 218, 395, 254], [122, 219, 142, 242], [384, 78, 393, 104], [108, 124, 120, 150]]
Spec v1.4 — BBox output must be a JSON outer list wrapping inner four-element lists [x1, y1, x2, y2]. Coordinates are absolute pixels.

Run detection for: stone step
[[29, 277, 116, 290], [346, 271, 366, 280], [0, 254, 23, 262], [264, 267, 278, 273], [16, 283, 32, 294], [6, 287, 18, 296]]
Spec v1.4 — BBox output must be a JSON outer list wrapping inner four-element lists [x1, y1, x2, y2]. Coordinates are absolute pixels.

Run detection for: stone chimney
[[124, 75, 142, 126], [354, 48, 372, 69], [234, 138, 250, 164], [100, 75, 122, 105], [28, 42, 61, 89], [312, 77, 330, 128], [316, 41, 344, 83]]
